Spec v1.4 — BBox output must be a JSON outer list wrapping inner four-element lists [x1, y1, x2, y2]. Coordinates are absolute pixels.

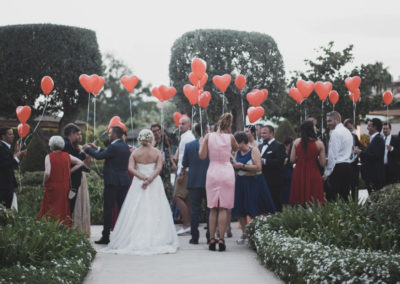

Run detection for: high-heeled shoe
[[208, 238, 217, 251], [218, 239, 226, 252]]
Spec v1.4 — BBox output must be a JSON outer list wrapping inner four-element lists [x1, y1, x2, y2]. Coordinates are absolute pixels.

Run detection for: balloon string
[[93, 96, 96, 143], [24, 96, 48, 148], [86, 93, 91, 144], [129, 97, 134, 135], [321, 100, 324, 134], [199, 105, 203, 137], [192, 105, 194, 125], [17, 137, 23, 194], [240, 90, 245, 127], [387, 106, 389, 122], [222, 92, 225, 115], [161, 103, 164, 153], [353, 102, 356, 127]]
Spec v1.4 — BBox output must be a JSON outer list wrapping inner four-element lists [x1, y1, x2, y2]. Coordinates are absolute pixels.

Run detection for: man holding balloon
[[0, 127, 27, 208]]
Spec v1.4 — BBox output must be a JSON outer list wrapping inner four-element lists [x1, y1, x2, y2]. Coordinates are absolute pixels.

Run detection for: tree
[[83, 53, 158, 131], [0, 24, 102, 131], [169, 29, 286, 131], [285, 42, 393, 128]]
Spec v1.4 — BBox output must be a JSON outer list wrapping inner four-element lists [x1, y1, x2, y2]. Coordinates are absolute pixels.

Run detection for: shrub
[[247, 216, 400, 283], [275, 119, 296, 143], [0, 207, 95, 283]]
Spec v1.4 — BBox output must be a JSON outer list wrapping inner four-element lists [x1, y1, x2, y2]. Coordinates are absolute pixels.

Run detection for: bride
[[102, 129, 179, 255]]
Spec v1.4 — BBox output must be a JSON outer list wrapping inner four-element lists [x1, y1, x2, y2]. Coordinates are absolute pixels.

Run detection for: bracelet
[[242, 164, 245, 169]]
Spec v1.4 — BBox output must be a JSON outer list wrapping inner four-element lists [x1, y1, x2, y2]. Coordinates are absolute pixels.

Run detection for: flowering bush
[[0, 207, 95, 283], [247, 216, 400, 283]]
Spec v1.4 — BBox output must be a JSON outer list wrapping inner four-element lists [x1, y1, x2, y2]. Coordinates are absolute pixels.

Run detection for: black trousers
[[188, 188, 209, 242], [350, 162, 360, 202], [268, 185, 282, 212], [328, 163, 352, 202], [102, 184, 129, 239], [385, 164, 399, 186], [0, 189, 13, 208]]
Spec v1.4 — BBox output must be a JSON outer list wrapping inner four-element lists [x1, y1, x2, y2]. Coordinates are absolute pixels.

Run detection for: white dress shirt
[[324, 123, 353, 177], [260, 138, 274, 164], [384, 134, 393, 165], [177, 130, 195, 175]]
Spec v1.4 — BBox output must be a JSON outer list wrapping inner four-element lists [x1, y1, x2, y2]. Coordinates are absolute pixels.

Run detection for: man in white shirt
[[0, 127, 27, 208], [174, 116, 195, 235], [382, 122, 400, 185], [323, 111, 353, 201]]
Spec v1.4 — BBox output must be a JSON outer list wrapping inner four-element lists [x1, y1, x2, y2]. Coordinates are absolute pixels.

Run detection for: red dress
[[39, 151, 71, 227], [289, 140, 325, 205]]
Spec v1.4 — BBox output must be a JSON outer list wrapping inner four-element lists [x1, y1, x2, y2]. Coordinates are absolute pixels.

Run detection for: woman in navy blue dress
[[232, 131, 276, 244]]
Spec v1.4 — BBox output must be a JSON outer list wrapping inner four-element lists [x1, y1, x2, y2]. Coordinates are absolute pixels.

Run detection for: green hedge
[[247, 184, 400, 282], [0, 206, 96, 283]]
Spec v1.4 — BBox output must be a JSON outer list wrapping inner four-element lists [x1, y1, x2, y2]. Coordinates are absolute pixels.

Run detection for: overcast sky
[[1, 0, 399, 86]]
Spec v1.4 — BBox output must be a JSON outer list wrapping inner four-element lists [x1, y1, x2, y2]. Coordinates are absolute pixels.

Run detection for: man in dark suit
[[354, 118, 385, 194], [382, 122, 400, 185], [0, 127, 27, 208], [258, 125, 285, 212], [182, 123, 210, 244], [84, 126, 131, 244]]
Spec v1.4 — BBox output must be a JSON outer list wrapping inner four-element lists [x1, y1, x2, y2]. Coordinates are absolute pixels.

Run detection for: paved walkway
[[84, 223, 282, 284]]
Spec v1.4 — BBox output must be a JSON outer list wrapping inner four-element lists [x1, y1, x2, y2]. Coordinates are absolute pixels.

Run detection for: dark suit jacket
[[351, 133, 362, 165], [386, 135, 400, 179], [85, 139, 130, 187], [0, 142, 18, 193], [182, 138, 209, 189], [259, 139, 285, 188], [360, 133, 385, 184]]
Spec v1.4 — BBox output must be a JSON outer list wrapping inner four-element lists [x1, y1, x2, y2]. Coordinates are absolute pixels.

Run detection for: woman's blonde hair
[[217, 113, 233, 131], [138, 129, 154, 146]]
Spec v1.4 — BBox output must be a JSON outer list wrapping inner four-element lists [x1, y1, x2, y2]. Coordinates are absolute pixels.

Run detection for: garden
[[247, 184, 400, 283]]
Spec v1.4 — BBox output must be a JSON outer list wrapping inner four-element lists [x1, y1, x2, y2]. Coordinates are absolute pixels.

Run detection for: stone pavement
[[84, 222, 282, 284]]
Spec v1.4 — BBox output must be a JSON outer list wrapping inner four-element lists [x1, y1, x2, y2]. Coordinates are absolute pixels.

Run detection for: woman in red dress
[[289, 121, 326, 205], [39, 136, 84, 227]]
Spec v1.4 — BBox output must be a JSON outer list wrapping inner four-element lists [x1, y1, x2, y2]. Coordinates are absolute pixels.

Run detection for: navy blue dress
[[232, 149, 276, 218]]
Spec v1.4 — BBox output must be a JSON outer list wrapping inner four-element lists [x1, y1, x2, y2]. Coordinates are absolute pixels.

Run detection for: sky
[[1, 0, 399, 87]]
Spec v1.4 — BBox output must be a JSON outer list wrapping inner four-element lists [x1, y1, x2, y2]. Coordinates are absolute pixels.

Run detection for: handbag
[[68, 176, 77, 199]]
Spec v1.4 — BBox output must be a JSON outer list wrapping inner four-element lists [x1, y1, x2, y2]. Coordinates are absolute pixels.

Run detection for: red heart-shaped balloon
[[315, 81, 332, 101], [246, 90, 264, 107], [41, 76, 54, 95], [17, 123, 30, 138], [107, 116, 122, 131], [329, 90, 339, 105], [261, 89, 268, 101], [345, 76, 361, 93], [92, 76, 105, 95], [383, 91, 393, 106], [247, 106, 264, 123], [159, 85, 177, 101], [16, 105, 31, 123], [199, 73, 208, 89], [152, 87, 165, 102], [296, 80, 314, 99], [199, 91, 211, 109], [349, 88, 360, 103], [79, 74, 100, 93], [173, 112, 188, 127], [121, 75, 139, 93], [212, 74, 231, 93], [183, 84, 199, 105], [289, 88, 303, 104], [191, 58, 206, 80], [188, 72, 198, 86], [235, 75, 246, 90]]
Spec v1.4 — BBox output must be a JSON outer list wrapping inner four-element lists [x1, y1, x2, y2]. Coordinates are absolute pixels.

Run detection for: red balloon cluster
[[349, 88, 360, 103], [383, 91, 393, 106], [173, 112, 188, 127], [107, 116, 127, 132], [16, 106, 32, 138], [183, 58, 211, 108], [41, 76, 54, 95], [247, 106, 264, 123], [121, 76, 139, 93], [345, 76, 362, 103], [246, 89, 268, 107], [152, 85, 177, 102], [79, 74, 105, 95]]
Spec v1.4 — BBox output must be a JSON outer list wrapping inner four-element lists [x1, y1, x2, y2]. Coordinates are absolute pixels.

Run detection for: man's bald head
[[179, 116, 191, 133]]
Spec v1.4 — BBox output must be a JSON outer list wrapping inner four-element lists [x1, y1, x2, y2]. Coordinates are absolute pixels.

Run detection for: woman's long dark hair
[[300, 120, 317, 152]]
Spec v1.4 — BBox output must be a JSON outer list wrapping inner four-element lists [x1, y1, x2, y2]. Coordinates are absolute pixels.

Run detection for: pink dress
[[206, 133, 235, 209]]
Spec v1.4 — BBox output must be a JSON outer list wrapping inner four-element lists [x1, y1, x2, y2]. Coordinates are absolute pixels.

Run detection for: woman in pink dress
[[199, 113, 239, 251]]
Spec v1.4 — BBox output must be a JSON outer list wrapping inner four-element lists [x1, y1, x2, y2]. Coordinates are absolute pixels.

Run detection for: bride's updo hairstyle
[[138, 129, 154, 146], [217, 113, 233, 132]]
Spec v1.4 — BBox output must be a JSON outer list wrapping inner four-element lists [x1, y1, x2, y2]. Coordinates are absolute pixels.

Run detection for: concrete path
[[84, 223, 282, 284]]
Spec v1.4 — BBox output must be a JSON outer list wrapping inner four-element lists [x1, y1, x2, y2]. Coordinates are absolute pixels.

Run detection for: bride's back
[[132, 146, 160, 165]]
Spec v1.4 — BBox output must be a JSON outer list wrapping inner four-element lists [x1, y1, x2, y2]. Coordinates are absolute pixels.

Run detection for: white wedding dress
[[102, 163, 179, 255]]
